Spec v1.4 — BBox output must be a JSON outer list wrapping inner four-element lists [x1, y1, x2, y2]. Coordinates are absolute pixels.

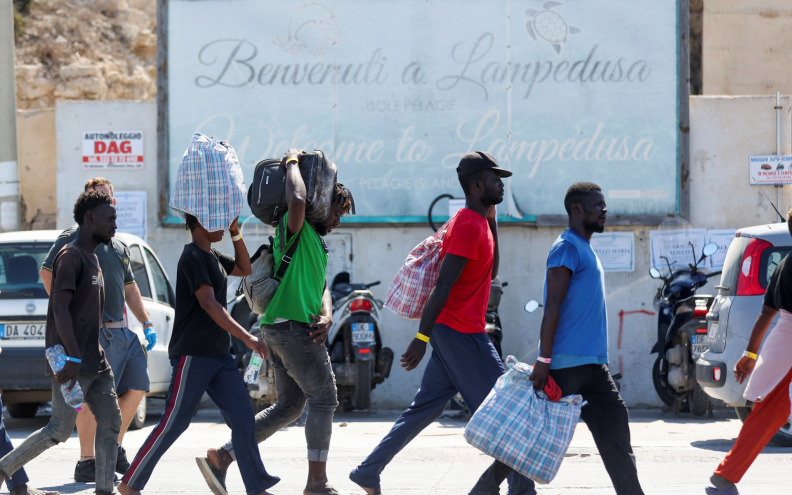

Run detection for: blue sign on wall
[[165, 0, 680, 223]]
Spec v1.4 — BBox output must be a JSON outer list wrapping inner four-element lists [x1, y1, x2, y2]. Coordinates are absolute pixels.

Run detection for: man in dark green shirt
[[198, 149, 355, 495]]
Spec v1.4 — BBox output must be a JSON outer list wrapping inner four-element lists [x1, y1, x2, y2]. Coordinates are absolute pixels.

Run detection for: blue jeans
[[0, 394, 29, 492], [224, 320, 339, 461], [122, 355, 279, 495], [0, 371, 121, 493], [350, 323, 535, 495]]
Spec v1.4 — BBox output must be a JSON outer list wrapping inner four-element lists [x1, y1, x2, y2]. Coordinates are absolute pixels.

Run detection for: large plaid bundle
[[464, 355, 583, 484], [169, 133, 246, 232], [384, 219, 451, 319]]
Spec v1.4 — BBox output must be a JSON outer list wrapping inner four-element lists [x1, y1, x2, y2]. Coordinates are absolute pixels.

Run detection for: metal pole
[[677, 0, 691, 221], [776, 91, 783, 219], [0, 0, 20, 231]]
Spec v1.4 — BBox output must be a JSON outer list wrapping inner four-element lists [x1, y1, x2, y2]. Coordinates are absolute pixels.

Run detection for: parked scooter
[[227, 273, 394, 413], [649, 242, 720, 416], [327, 272, 394, 412], [485, 278, 507, 359]]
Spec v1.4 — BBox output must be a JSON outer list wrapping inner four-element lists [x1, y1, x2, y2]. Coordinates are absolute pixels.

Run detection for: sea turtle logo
[[274, 1, 339, 57], [525, 1, 580, 55]]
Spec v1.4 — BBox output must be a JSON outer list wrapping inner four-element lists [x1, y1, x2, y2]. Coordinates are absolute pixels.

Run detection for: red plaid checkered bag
[[384, 219, 452, 319]]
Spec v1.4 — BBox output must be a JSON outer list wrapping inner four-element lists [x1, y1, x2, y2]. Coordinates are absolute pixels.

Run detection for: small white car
[[697, 221, 792, 445], [0, 230, 175, 429]]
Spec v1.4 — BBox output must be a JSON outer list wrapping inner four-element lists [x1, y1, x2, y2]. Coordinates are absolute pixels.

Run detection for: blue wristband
[[64, 356, 82, 363]]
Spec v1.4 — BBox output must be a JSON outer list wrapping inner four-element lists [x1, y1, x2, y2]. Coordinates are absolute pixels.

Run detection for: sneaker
[[74, 459, 96, 483], [116, 445, 130, 475], [195, 457, 228, 495], [74, 458, 119, 483]]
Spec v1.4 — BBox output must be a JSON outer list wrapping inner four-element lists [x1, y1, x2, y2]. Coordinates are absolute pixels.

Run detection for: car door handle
[[166, 315, 171, 321]]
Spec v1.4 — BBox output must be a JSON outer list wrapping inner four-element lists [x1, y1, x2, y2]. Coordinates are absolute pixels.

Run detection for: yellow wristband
[[231, 233, 242, 242], [286, 157, 299, 166], [742, 350, 758, 360], [415, 332, 430, 343]]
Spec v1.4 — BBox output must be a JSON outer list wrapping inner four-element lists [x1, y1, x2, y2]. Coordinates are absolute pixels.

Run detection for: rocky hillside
[[13, 0, 157, 110]]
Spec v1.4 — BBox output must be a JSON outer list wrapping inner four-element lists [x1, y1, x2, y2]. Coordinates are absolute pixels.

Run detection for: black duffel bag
[[248, 150, 338, 226]]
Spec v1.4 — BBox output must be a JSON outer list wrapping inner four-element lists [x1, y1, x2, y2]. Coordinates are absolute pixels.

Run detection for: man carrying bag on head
[[199, 149, 356, 495]]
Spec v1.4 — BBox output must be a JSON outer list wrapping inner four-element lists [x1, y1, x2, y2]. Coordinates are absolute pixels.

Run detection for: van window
[[129, 245, 152, 299], [144, 247, 173, 307], [0, 242, 51, 299], [761, 247, 792, 288]]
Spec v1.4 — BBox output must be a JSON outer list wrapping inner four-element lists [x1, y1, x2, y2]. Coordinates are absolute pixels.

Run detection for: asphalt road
[[1, 403, 790, 495]]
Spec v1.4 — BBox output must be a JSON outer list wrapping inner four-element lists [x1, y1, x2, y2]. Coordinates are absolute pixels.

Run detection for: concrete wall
[[48, 97, 792, 409], [703, 1, 792, 95], [17, 108, 56, 229], [689, 96, 792, 228], [54, 100, 190, 275]]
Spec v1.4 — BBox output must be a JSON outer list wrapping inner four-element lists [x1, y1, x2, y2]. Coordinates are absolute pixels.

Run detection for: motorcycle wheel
[[735, 404, 792, 447], [352, 359, 372, 410], [652, 356, 677, 406], [690, 382, 710, 417]]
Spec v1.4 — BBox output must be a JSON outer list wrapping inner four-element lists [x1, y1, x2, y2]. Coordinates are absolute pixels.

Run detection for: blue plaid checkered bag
[[464, 355, 584, 484], [169, 133, 247, 232]]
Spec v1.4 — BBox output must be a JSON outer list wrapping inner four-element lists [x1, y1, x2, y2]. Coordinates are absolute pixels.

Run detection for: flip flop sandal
[[705, 486, 739, 495]]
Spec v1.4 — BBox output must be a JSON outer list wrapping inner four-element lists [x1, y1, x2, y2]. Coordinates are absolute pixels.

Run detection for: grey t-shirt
[[42, 225, 135, 322]]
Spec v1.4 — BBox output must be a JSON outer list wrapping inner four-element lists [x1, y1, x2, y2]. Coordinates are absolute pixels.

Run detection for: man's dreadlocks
[[334, 182, 355, 216]]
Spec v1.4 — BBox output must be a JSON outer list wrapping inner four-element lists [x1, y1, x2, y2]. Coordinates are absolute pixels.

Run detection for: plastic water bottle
[[243, 353, 264, 384], [45, 344, 84, 410]]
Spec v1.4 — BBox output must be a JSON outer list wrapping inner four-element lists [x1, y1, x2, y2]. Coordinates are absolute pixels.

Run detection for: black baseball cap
[[456, 151, 513, 178]]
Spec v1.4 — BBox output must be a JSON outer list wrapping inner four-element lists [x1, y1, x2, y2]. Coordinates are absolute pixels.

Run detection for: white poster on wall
[[82, 130, 144, 169], [749, 155, 792, 185], [649, 228, 708, 273], [591, 232, 635, 272], [707, 229, 737, 270], [114, 191, 147, 241]]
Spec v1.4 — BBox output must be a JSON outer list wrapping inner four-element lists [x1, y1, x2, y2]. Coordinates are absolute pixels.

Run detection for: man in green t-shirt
[[197, 149, 354, 495]]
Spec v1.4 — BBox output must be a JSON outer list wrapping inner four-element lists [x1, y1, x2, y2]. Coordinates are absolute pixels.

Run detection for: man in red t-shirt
[[350, 152, 535, 495]]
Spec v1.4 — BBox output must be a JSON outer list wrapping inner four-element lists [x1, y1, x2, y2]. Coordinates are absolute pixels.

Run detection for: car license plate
[[0, 322, 45, 340], [351, 322, 375, 343]]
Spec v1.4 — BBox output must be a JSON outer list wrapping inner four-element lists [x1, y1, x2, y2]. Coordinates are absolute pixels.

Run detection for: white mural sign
[[166, 0, 679, 223]]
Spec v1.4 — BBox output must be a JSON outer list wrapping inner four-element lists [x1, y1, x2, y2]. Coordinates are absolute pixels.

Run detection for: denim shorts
[[100, 324, 150, 395]]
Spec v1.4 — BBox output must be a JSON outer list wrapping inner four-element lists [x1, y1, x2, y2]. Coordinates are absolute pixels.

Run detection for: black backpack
[[248, 150, 338, 226]]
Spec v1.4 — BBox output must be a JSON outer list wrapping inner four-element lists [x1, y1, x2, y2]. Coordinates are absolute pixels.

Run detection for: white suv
[[0, 230, 175, 429], [696, 221, 792, 446]]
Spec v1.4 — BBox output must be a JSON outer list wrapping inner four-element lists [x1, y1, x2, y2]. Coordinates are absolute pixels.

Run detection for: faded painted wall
[[703, 1, 792, 95], [49, 97, 792, 409], [17, 108, 56, 229]]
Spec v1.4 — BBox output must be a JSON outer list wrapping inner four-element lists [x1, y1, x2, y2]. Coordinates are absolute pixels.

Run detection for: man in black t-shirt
[[118, 215, 278, 495], [0, 191, 122, 495]]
